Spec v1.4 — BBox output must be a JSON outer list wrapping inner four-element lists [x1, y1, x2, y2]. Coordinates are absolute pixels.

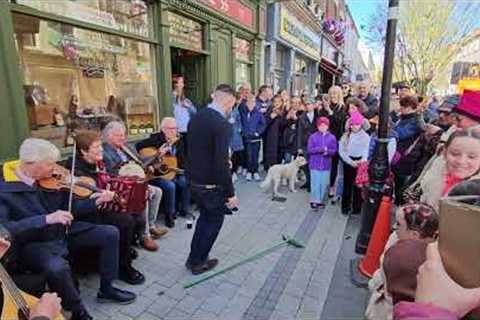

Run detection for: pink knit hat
[[454, 90, 480, 122], [350, 111, 364, 126]]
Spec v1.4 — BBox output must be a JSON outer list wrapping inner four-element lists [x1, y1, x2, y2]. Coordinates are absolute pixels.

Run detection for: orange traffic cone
[[358, 196, 392, 278]]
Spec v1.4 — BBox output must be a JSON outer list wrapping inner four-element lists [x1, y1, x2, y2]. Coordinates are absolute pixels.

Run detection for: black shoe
[[129, 248, 138, 260], [341, 208, 351, 216], [300, 183, 309, 190], [71, 309, 92, 320], [190, 259, 219, 275], [351, 210, 362, 215], [165, 215, 175, 228], [119, 266, 146, 285], [97, 286, 136, 305]]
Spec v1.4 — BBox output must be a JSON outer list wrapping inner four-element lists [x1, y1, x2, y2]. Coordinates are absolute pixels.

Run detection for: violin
[[38, 165, 125, 206]]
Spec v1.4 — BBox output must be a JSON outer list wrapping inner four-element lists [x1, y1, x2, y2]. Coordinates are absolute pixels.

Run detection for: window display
[[13, 13, 158, 147], [16, 0, 152, 37]]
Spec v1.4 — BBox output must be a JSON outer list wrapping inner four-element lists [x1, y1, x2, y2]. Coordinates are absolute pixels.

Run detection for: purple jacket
[[307, 131, 338, 170]]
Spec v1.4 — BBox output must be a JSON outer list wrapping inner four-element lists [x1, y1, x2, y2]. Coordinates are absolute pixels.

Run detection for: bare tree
[[363, 0, 480, 95]]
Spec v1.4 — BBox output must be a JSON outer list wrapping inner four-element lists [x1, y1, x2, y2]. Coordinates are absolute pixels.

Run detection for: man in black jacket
[[185, 84, 239, 275], [358, 82, 379, 119]]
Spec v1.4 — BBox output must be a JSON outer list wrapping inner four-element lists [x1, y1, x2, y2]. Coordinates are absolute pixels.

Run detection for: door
[[171, 48, 205, 107], [215, 31, 232, 85]]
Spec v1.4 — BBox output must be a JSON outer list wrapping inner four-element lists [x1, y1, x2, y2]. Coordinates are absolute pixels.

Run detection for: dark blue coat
[[240, 108, 266, 141], [0, 163, 98, 247], [394, 112, 423, 148]]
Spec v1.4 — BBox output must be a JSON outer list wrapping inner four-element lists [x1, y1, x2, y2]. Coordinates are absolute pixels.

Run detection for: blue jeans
[[246, 141, 260, 173], [151, 175, 190, 216], [310, 169, 330, 204]]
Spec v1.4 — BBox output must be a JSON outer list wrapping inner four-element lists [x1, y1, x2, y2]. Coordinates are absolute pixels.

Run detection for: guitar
[[0, 235, 64, 319], [138, 146, 184, 181]]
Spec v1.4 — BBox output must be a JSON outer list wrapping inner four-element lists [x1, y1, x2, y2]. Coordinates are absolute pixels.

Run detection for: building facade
[[0, 0, 266, 160], [264, 0, 350, 96], [264, 1, 322, 96]]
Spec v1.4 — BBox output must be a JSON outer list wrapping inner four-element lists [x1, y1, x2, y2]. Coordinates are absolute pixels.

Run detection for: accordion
[[97, 172, 148, 214]]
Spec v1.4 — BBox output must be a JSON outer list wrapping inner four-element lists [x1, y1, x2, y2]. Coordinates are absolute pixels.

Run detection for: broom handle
[[184, 240, 289, 289]]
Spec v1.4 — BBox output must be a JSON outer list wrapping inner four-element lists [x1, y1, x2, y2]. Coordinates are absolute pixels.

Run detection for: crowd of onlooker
[[219, 81, 480, 319]]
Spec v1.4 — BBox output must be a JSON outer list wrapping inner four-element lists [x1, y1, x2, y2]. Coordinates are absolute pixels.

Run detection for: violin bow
[[66, 139, 77, 234]]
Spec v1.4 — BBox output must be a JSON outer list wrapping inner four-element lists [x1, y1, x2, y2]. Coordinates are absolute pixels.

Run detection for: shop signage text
[[168, 12, 203, 52], [199, 0, 254, 29], [279, 6, 321, 59]]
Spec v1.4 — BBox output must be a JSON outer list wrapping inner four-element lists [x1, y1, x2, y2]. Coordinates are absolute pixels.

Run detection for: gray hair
[[19, 138, 60, 162], [161, 117, 176, 129], [102, 121, 126, 141]]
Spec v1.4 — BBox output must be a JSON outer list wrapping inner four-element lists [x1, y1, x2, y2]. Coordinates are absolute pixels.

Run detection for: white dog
[[260, 156, 307, 198]]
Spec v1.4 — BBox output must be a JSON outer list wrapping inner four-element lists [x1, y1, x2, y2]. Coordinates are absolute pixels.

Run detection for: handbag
[[355, 161, 369, 187]]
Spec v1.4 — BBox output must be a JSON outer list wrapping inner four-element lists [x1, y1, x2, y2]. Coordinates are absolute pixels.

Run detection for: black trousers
[[96, 213, 136, 270], [231, 150, 244, 173], [342, 160, 363, 213], [330, 154, 340, 188], [187, 186, 228, 266], [20, 225, 119, 314]]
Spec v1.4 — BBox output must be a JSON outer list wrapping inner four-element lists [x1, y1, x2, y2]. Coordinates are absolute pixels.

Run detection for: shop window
[[236, 62, 251, 91], [17, 0, 152, 37], [13, 13, 158, 148]]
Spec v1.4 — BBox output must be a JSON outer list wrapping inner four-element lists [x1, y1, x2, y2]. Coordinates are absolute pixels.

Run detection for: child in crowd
[[339, 111, 371, 215], [230, 92, 245, 183], [240, 93, 266, 181], [307, 117, 338, 210]]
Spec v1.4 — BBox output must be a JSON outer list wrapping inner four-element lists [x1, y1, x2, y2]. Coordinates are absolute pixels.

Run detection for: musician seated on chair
[[65, 130, 146, 285], [0, 138, 136, 320], [101, 121, 167, 251], [136, 117, 191, 228], [0, 237, 63, 320]]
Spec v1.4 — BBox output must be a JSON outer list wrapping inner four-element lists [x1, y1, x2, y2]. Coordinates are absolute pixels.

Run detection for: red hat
[[454, 90, 480, 122], [316, 116, 330, 127]]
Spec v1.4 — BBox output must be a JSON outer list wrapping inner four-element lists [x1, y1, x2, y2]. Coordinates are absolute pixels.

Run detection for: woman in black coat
[[263, 95, 285, 171]]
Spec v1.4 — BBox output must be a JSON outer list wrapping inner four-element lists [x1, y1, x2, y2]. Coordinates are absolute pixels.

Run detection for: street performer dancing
[[185, 84, 239, 275]]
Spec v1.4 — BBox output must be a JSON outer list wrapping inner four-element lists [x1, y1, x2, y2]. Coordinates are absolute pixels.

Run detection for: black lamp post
[[355, 0, 399, 255]]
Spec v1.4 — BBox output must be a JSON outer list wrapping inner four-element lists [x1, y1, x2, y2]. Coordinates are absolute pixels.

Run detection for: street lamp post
[[354, 0, 399, 255]]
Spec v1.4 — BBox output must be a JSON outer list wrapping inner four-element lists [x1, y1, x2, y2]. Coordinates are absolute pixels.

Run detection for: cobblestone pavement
[[80, 176, 368, 319]]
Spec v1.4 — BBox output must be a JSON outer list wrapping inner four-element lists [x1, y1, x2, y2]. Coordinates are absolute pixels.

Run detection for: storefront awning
[[320, 58, 342, 76]]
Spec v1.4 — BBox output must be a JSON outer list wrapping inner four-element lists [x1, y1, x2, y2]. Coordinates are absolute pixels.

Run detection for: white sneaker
[[232, 173, 238, 183], [246, 173, 253, 181], [242, 168, 248, 176], [253, 173, 261, 181], [236, 167, 243, 175]]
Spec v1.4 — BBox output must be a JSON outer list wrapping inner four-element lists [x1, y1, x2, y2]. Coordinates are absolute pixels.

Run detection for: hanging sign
[[234, 38, 251, 61], [168, 12, 203, 52], [199, 0, 254, 29], [279, 6, 321, 59]]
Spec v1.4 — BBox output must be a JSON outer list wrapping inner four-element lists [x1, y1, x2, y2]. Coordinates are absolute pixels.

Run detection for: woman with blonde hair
[[324, 85, 348, 198]]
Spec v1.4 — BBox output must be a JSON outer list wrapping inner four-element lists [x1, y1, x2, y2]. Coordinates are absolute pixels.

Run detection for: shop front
[[0, 0, 265, 160], [318, 36, 343, 94], [265, 2, 322, 96], [158, 0, 265, 108], [0, 0, 159, 158]]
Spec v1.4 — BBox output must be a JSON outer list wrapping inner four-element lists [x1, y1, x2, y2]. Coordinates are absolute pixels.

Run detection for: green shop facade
[[0, 0, 266, 160]]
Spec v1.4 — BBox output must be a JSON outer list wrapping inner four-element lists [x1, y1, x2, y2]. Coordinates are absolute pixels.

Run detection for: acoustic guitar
[[0, 259, 64, 320], [138, 147, 184, 181]]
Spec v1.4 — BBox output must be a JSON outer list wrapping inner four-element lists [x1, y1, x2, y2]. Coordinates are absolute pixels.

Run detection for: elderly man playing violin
[[136, 117, 191, 228], [0, 138, 136, 320]]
